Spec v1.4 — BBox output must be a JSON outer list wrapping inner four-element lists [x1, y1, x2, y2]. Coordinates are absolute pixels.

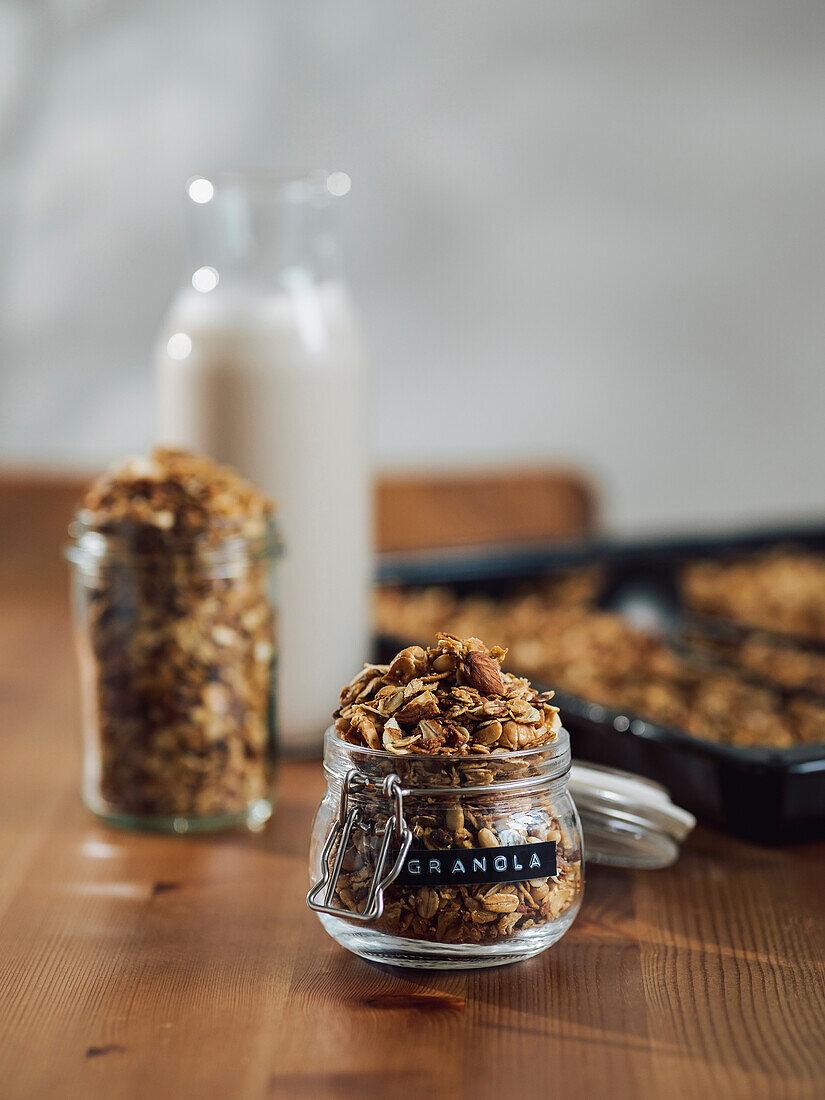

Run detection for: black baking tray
[[374, 521, 825, 843]]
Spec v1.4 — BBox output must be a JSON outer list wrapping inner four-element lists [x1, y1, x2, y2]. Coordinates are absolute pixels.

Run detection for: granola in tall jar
[[325, 633, 582, 947], [69, 448, 278, 827]]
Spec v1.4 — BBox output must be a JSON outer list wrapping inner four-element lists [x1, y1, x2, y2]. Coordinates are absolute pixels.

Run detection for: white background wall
[[1, 0, 823, 531]]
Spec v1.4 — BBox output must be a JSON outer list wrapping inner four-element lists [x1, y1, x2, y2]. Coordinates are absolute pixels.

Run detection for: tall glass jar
[[308, 727, 583, 969], [66, 515, 281, 832], [154, 170, 371, 756]]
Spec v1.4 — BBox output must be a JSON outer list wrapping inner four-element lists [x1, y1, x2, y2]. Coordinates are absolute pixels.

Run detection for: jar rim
[[64, 513, 283, 568], [322, 725, 571, 790]]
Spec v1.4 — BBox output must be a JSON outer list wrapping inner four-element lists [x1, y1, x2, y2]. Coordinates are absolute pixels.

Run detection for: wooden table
[[1, 474, 824, 1100]]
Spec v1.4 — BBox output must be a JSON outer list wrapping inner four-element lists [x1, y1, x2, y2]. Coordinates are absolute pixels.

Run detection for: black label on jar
[[393, 841, 557, 888]]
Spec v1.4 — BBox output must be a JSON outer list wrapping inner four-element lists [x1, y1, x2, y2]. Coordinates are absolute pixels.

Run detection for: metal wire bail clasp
[[306, 770, 413, 923]]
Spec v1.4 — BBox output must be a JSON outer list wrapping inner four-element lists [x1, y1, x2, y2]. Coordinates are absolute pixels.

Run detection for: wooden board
[[376, 467, 597, 552], [1, 473, 824, 1100]]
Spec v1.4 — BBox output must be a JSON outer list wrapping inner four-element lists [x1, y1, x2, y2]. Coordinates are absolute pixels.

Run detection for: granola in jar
[[308, 634, 583, 968], [66, 448, 280, 831]]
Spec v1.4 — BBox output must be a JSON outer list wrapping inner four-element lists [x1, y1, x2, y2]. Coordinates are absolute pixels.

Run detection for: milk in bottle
[[155, 172, 370, 754]]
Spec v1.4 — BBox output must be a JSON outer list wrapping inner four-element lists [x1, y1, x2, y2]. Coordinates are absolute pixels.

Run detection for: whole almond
[[463, 651, 504, 695]]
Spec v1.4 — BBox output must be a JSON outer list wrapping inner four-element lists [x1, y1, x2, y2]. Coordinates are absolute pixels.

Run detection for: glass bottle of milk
[[155, 170, 370, 755]]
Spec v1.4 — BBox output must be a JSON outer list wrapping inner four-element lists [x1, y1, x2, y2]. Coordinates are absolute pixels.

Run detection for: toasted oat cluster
[[81, 447, 273, 542], [334, 633, 562, 755], [75, 448, 277, 821], [374, 588, 825, 747], [683, 552, 825, 641]]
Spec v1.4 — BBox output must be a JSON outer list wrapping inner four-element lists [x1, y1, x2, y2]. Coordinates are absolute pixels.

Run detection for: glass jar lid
[[569, 762, 695, 869]]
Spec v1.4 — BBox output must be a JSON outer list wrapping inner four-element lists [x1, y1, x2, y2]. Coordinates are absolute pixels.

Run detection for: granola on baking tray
[[374, 586, 825, 747], [328, 634, 582, 944], [72, 448, 278, 823], [682, 551, 825, 642]]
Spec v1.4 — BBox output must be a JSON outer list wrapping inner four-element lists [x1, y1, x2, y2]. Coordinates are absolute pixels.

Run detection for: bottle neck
[[183, 171, 342, 291]]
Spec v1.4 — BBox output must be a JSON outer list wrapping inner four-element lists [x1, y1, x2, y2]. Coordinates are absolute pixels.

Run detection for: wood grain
[[1, 472, 824, 1100]]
